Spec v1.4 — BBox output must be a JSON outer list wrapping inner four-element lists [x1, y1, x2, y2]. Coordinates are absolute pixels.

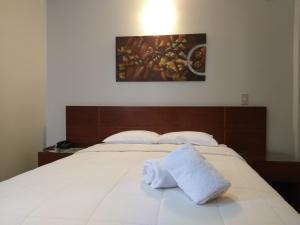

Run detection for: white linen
[[143, 159, 177, 188], [103, 130, 159, 144], [0, 144, 299, 225], [157, 131, 218, 146], [164, 144, 230, 204], [81, 143, 243, 159]]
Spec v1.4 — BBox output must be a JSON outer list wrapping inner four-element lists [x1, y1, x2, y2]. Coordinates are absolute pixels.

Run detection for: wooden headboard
[[66, 106, 266, 161]]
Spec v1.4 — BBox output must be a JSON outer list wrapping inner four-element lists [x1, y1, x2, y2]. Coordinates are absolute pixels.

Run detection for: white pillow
[[103, 130, 159, 144], [157, 131, 218, 146]]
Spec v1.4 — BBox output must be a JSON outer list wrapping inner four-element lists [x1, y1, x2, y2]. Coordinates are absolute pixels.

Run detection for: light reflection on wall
[[141, 0, 176, 35]]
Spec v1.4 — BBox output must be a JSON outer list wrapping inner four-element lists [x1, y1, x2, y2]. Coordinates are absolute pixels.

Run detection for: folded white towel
[[143, 159, 177, 188], [164, 144, 231, 204]]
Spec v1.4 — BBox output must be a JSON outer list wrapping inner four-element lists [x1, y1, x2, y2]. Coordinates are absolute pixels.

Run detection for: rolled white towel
[[143, 159, 177, 188], [164, 144, 231, 204]]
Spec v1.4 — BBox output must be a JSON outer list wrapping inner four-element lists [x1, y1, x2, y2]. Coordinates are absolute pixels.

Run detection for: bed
[[0, 106, 299, 225]]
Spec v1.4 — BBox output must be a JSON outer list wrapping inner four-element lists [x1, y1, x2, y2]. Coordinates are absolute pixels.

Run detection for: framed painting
[[116, 33, 206, 81]]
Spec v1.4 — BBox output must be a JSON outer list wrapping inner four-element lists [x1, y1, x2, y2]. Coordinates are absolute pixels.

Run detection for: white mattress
[[0, 144, 299, 225]]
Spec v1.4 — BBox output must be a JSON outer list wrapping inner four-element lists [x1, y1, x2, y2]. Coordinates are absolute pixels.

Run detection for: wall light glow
[[142, 0, 176, 35]]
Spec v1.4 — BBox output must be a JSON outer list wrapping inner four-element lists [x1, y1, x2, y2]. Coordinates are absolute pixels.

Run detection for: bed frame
[[66, 106, 266, 161]]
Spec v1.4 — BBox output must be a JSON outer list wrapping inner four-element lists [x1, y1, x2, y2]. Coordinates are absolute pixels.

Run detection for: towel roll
[[143, 159, 177, 188], [164, 144, 231, 204]]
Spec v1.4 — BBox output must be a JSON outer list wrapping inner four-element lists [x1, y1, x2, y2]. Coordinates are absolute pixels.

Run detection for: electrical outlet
[[241, 94, 249, 106]]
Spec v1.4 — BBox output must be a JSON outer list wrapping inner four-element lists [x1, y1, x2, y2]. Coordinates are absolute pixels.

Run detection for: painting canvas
[[116, 33, 206, 81]]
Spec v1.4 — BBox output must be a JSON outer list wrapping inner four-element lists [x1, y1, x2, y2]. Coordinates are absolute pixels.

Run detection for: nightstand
[[250, 153, 300, 212], [38, 148, 82, 166]]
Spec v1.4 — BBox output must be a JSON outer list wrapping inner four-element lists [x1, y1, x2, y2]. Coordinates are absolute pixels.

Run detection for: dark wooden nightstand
[[250, 153, 300, 212], [38, 148, 82, 166]]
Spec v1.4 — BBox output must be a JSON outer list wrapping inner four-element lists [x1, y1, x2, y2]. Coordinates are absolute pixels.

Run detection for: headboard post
[[224, 107, 266, 161]]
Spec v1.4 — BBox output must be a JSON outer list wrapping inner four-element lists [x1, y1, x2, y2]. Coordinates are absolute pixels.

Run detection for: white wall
[[293, 0, 300, 159], [0, 0, 46, 180], [47, 0, 295, 156], [297, 0, 300, 160], [299, 9, 300, 160]]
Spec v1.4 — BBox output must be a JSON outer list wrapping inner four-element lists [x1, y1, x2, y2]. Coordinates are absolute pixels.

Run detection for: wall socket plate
[[241, 94, 249, 106]]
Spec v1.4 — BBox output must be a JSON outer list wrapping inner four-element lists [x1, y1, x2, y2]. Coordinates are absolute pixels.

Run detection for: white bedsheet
[[0, 144, 299, 225]]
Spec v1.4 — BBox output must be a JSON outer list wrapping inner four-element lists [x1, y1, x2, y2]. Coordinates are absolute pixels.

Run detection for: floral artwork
[[116, 33, 206, 81]]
